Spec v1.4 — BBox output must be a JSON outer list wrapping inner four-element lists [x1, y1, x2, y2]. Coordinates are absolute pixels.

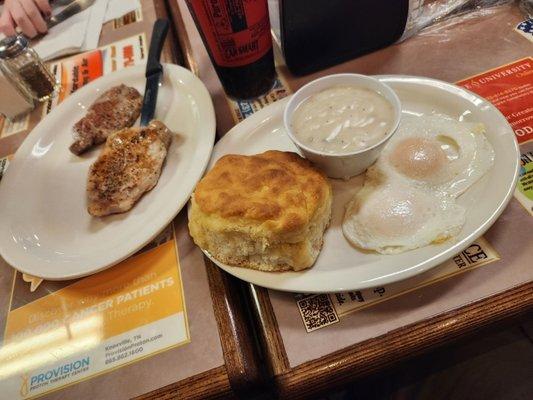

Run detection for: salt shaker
[[0, 35, 58, 102]]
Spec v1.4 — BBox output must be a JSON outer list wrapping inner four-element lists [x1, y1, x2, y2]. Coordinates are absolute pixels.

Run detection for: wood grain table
[[0, 1, 263, 399], [167, 2, 533, 399]]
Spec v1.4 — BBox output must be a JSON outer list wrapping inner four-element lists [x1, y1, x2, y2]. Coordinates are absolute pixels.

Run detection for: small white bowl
[[284, 74, 401, 179]]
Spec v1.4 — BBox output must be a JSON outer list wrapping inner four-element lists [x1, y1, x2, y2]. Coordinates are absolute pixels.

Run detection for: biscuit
[[189, 151, 332, 271]]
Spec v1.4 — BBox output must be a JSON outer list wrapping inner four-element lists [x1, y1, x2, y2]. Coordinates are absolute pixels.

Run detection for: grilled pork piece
[[87, 120, 172, 217], [70, 84, 142, 155]]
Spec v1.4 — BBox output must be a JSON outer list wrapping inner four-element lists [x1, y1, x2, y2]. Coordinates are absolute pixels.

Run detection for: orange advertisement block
[[5, 240, 184, 344], [456, 57, 533, 144], [58, 51, 104, 103]]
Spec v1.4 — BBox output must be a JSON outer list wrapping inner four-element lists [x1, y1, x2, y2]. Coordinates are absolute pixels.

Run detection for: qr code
[[297, 294, 339, 332]]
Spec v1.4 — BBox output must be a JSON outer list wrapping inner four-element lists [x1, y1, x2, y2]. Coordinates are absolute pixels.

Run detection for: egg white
[[342, 180, 465, 254]]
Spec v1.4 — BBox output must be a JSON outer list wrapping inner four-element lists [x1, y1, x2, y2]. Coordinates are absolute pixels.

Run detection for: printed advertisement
[[455, 57, 533, 215], [0, 230, 189, 399], [456, 57, 533, 144], [296, 237, 499, 332]]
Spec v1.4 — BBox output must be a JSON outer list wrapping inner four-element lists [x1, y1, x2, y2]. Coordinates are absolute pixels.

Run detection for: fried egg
[[342, 114, 494, 254], [342, 180, 465, 254], [378, 115, 495, 197]]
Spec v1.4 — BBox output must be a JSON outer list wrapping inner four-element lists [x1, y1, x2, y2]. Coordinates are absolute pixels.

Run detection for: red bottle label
[[188, 0, 273, 67]]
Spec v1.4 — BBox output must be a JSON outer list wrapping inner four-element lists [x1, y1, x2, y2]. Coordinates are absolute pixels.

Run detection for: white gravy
[[292, 85, 394, 154]]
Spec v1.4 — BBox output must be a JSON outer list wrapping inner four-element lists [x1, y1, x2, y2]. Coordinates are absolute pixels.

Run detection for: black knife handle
[[146, 19, 169, 77]]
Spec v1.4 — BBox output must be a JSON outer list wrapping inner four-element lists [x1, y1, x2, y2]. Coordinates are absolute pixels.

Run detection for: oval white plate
[[198, 75, 519, 293], [0, 63, 215, 280]]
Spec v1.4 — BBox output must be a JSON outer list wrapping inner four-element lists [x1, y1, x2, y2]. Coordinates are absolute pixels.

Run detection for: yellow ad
[[0, 237, 189, 399], [516, 149, 533, 216]]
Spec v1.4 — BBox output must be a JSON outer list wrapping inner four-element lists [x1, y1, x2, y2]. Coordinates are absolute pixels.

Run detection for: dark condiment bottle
[[0, 35, 58, 102], [187, 0, 275, 99]]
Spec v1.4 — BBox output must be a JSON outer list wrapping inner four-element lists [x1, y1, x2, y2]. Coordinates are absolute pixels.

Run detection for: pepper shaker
[[0, 35, 59, 102]]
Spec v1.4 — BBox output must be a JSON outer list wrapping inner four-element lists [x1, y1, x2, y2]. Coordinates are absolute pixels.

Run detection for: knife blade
[[140, 19, 170, 127], [47, 0, 96, 29]]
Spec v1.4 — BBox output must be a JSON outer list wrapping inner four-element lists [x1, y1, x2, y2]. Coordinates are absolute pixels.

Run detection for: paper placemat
[[173, 0, 533, 369], [0, 4, 227, 397]]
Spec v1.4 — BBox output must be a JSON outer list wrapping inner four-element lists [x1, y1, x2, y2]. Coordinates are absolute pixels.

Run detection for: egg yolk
[[389, 137, 448, 181], [363, 194, 422, 238]]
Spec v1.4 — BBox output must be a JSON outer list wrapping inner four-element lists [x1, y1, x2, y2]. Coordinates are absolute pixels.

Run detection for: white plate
[[0, 63, 215, 280], [198, 75, 519, 293]]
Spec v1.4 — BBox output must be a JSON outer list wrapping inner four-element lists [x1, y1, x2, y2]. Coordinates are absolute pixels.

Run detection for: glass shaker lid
[[0, 35, 29, 59]]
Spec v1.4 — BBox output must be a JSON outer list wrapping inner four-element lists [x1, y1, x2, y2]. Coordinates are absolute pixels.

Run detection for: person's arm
[[0, 0, 51, 38]]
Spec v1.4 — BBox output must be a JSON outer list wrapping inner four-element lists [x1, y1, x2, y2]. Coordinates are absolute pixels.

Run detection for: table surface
[[168, 2, 533, 399], [0, 1, 263, 399]]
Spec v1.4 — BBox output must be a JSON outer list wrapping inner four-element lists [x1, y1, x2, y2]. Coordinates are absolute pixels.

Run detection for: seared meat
[[70, 84, 142, 155], [87, 120, 172, 217]]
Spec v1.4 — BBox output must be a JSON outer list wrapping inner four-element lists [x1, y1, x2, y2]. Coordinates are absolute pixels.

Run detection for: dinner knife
[[140, 19, 170, 127], [46, 0, 96, 29]]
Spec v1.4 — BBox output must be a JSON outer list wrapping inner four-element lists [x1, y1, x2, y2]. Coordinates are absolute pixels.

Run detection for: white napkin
[[104, 0, 141, 23], [83, 0, 109, 51], [33, 0, 109, 61], [33, 9, 90, 60]]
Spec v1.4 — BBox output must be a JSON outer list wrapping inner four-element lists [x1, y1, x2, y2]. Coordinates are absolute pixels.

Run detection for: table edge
[[114, 1, 263, 398], [161, 1, 266, 397], [134, 365, 234, 400], [250, 282, 533, 399]]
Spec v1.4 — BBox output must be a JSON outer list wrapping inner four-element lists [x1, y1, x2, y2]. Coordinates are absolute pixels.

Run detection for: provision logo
[[20, 357, 90, 396]]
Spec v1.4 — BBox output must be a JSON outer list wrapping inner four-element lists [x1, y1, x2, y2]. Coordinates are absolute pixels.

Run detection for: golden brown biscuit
[[189, 150, 332, 271]]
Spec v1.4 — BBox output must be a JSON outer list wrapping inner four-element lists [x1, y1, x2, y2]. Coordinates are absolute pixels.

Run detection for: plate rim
[[0, 63, 216, 280], [196, 75, 520, 293]]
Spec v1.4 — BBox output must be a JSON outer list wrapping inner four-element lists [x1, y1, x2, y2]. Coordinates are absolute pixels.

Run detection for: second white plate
[[199, 75, 519, 293]]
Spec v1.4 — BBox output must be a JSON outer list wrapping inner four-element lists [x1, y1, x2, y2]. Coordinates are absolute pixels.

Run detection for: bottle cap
[[0, 35, 29, 59]]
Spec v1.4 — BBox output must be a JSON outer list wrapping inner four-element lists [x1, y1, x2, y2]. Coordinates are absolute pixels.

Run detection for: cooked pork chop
[[87, 120, 172, 217], [70, 84, 142, 155]]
